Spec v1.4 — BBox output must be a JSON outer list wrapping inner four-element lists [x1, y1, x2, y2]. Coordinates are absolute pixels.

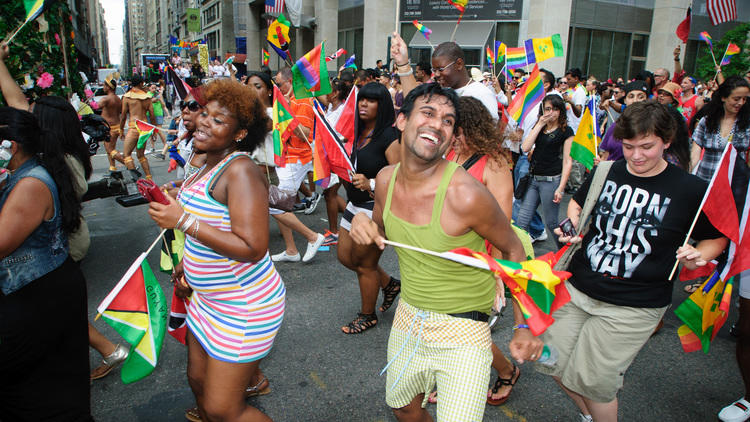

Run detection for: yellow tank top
[[383, 161, 495, 314]]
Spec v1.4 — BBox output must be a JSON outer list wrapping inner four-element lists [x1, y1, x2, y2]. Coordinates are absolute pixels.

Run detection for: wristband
[[512, 324, 530, 331], [369, 178, 376, 191], [397, 68, 413, 77], [395, 60, 410, 67], [171, 181, 177, 188]]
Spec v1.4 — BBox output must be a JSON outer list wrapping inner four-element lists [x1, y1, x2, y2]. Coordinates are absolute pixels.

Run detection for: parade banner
[[400, 0, 521, 21], [186, 8, 201, 33]]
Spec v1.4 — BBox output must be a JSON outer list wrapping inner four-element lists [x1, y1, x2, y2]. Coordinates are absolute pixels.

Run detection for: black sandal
[[341, 312, 378, 334], [379, 277, 401, 312], [486, 364, 520, 406]]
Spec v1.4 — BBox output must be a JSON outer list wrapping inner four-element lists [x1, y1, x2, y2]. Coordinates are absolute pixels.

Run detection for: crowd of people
[[0, 23, 749, 422]]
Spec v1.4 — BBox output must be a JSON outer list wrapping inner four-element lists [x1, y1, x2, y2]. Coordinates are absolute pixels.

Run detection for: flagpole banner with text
[[400, 0, 521, 20]]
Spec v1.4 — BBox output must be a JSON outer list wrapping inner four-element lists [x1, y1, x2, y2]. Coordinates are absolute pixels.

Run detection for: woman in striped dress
[[149, 79, 283, 422]]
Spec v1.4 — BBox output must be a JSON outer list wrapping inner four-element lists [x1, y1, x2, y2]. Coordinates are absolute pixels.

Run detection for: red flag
[[168, 285, 189, 345], [679, 261, 717, 281], [676, 7, 691, 43], [313, 102, 354, 183], [334, 85, 358, 153], [723, 184, 750, 280], [701, 144, 740, 243]]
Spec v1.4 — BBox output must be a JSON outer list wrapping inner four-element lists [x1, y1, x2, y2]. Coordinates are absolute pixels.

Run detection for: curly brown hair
[[203, 79, 270, 153], [456, 96, 511, 166]]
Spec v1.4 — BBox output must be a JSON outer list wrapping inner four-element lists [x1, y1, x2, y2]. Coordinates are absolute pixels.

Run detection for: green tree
[[695, 23, 750, 81], [0, 1, 84, 103]]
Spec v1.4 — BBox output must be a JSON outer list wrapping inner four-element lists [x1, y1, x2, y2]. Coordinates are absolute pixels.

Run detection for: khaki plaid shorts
[[384, 300, 492, 422]]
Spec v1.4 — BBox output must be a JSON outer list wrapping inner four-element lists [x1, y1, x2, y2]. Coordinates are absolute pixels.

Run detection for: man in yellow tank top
[[351, 83, 543, 422]]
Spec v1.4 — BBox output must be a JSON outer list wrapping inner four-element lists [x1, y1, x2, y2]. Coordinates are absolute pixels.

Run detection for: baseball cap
[[624, 80, 649, 95]]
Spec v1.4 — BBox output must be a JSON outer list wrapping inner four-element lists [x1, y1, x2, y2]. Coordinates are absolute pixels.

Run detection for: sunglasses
[[180, 100, 201, 111]]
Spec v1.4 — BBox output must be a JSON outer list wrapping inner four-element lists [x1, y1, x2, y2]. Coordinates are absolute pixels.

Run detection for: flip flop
[[487, 364, 520, 406], [246, 376, 271, 397], [684, 283, 702, 294]]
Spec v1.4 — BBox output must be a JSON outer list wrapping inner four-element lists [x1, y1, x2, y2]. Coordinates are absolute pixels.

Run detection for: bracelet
[[512, 324, 530, 331], [171, 181, 177, 188], [395, 59, 410, 68], [192, 218, 200, 238], [176, 212, 188, 229], [179, 214, 196, 233], [369, 178, 376, 192], [397, 68, 413, 77]]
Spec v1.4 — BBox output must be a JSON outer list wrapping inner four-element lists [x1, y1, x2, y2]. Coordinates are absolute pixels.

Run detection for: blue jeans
[[516, 175, 561, 246], [512, 155, 545, 238]]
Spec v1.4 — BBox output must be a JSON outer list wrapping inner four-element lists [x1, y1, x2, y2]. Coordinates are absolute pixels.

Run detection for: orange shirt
[[286, 95, 314, 164]]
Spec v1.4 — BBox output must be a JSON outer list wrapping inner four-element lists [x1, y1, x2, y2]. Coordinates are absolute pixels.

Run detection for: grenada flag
[[272, 85, 299, 167], [97, 253, 168, 383], [135, 119, 159, 149]]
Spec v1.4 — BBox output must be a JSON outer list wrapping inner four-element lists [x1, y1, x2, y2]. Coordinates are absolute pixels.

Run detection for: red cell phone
[[137, 178, 170, 205]]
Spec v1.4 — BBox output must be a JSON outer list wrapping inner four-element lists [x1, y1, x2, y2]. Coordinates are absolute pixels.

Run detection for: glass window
[[495, 22, 519, 47], [567, 27, 591, 75], [463, 49, 481, 69], [337, 28, 363, 70], [611, 32, 630, 80], [631, 34, 648, 57], [629, 59, 645, 80], [588, 30, 611, 80]]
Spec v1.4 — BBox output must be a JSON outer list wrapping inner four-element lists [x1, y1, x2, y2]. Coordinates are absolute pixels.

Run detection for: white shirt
[[495, 89, 508, 107], [566, 84, 587, 133], [455, 80, 499, 121]]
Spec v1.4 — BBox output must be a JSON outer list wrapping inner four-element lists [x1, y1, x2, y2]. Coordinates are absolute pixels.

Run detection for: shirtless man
[[120, 74, 154, 180], [350, 83, 541, 422], [98, 75, 127, 174]]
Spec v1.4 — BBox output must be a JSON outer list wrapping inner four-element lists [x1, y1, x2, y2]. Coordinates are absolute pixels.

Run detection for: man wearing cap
[[678, 76, 704, 123], [599, 80, 649, 162], [99, 75, 127, 174]]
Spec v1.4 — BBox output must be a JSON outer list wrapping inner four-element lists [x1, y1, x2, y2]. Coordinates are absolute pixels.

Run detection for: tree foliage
[[0, 1, 84, 104], [695, 23, 750, 81]]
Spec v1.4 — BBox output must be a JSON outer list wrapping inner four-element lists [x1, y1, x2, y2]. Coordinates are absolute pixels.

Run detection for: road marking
[[309, 372, 326, 390], [84, 213, 97, 217], [500, 407, 528, 422]]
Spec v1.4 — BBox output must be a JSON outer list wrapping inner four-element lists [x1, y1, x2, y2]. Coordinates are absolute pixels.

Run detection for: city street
[[84, 152, 741, 422]]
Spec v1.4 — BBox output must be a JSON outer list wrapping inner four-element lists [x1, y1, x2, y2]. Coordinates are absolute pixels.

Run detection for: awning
[[408, 21, 494, 49]]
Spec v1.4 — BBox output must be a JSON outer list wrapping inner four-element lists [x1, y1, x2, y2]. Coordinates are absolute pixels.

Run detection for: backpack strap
[[576, 160, 613, 237], [462, 153, 483, 170]]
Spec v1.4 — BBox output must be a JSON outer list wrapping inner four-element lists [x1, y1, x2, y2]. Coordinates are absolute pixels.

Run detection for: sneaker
[[302, 233, 325, 262], [719, 398, 750, 422], [271, 251, 301, 262], [531, 230, 548, 243], [128, 167, 142, 181], [322, 230, 339, 246], [293, 202, 306, 213], [304, 192, 322, 215], [578, 414, 593, 422], [145, 148, 154, 154]]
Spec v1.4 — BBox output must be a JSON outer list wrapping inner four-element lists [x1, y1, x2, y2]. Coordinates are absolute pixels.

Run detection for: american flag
[[707, 0, 737, 26], [265, 0, 285, 17]]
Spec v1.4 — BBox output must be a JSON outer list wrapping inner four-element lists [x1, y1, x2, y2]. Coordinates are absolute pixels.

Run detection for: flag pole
[[450, 11, 464, 42], [382, 239, 492, 271], [667, 143, 732, 280], [394, 0, 401, 33], [4, 20, 28, 44]]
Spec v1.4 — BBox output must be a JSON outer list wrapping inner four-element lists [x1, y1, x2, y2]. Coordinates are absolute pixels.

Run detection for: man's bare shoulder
[[445, 167, 493, 210]]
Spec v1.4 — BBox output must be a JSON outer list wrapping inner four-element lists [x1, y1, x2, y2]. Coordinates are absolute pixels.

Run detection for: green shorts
[[536, 283, 667, 403], [384, 300, 492, 422]]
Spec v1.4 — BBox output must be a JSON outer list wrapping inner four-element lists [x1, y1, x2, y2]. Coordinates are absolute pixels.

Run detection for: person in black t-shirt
[[516, 94, 574, 246], [534, 101, 727, 422], [338, 82, 402, 334]]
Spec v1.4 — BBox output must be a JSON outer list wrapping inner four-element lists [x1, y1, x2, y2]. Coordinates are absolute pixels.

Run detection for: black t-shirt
[[345, 126, 399, 205], [569, 160, 723, 308], [530, 126, 574, 176]]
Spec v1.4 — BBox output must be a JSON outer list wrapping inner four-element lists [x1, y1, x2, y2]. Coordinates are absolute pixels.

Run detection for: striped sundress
[[178, 151, 285, 363]]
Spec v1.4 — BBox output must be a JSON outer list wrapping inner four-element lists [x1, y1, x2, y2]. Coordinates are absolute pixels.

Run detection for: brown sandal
[[245, 375, 271, 397], [341, 313, 378, 334], [486, 364, 520, 406], [184, 407, 201, 422]]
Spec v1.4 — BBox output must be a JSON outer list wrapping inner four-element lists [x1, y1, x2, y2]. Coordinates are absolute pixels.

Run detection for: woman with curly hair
[[516, 94, 574, 247], [149, 79, 284, 422]]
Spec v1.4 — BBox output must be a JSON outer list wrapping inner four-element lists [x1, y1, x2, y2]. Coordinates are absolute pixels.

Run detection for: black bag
[[514, 174, 531, 200]]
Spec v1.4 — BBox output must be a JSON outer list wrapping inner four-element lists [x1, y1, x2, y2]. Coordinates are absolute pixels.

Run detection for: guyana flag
[[135, 119, 159, 149], [674, 271, 733, 353], [97, 253, 168, 383], [272, 85, 299, 167], [448, 247, 572, 336]]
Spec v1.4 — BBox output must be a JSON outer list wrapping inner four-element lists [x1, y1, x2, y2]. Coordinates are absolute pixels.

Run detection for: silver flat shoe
[[91, 343, 129, 380]]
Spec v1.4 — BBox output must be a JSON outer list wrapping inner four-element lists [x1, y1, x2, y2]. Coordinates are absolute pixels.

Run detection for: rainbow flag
[[413, 20, 432, 40], [447, 0, 467, 13], [267, 14, 291, 60], [507, 64, 543, 124], [570, 96, 600, 170], [485, 46, 494, 68], [699, 31, 713, 50], [524, 34, 564, 64], [501, 65, 513, 83], [720, 43, 740, 66], [291, 42, 332, 99], [272, 85, 299, 167], [674, 272, 733, 353], [134, 120, 159, 149], [494, 41, 506, 64], [449, 247, 571, 336], [262, 48, 270, 66], [97, 254, 167, 383], [506, 46, 527, 70]]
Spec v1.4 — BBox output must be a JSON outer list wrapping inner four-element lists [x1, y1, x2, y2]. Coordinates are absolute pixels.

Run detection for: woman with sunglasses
[[339, 82, 401, 334], [149, 79, 284, 422]]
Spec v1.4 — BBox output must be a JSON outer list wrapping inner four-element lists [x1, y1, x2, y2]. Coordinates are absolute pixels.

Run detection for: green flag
[[186, 8, 201, 33]]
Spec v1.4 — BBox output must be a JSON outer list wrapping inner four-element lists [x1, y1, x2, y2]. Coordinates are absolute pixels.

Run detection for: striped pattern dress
[[178, 152, 285, 363]]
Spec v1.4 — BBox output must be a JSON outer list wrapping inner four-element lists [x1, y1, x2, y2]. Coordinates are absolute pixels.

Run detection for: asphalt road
[[83, 152, 742, 421]]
